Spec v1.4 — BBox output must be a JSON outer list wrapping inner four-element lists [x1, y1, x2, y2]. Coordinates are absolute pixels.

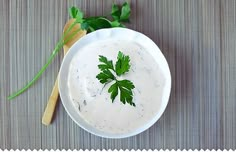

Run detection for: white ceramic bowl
[[58, 28, 171, 138]]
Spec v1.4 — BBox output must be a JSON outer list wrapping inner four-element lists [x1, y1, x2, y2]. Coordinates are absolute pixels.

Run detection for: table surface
[[1, 0, 236, 150]]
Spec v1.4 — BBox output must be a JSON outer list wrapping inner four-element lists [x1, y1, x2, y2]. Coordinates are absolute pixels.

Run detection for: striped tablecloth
[[0, 0, 235, 150]]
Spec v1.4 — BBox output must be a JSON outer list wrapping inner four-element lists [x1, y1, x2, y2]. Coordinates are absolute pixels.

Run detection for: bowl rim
[[58, 27, 171, 139]]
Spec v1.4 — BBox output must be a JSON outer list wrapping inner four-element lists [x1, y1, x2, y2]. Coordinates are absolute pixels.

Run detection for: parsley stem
[[64, 28, 82, 44], [7, 21, 80, 100]]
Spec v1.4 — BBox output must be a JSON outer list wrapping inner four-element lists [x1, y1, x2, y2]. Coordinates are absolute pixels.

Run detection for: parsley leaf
[[108, 82, 118, 102], [120, 2, 131, 22], [111, 3, 121, 21], [98, 55, 114, 71], [96, 69, 115, 84], [69, 6, 84, 19], [115, 51, 131, 76], [86, 17, 111, 31], [108, 80, 135, 106], [111, 2, 131, 22], [96, 51, 135, 107]]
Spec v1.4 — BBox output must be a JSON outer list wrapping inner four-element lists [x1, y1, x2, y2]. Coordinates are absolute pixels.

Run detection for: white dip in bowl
[[59, 28, 171, 138]]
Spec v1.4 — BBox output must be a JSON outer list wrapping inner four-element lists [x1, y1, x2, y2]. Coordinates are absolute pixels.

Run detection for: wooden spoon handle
[[42, 19, 86, 126], [42, 77, 59, 125]]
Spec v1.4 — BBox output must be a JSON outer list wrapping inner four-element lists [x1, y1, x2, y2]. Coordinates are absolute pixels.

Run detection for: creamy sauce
[[68, 40, 165, 134]]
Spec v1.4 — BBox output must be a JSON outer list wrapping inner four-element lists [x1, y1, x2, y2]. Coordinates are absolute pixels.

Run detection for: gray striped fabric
[[0, 0, 235, 150]]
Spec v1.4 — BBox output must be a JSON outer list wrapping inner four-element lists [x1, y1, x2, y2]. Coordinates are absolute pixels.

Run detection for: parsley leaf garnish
[[96, 51, 135, 107], [115, 51, 131, 76], [96, 69, 115, 84], [98, 55, 114, 71], [108, 80, 135, 106]]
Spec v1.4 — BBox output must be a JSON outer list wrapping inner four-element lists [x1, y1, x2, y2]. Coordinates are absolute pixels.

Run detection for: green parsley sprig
[[8, 2, 131, 100], [69, 2, 131, 32], [96, 51, 136, 107]]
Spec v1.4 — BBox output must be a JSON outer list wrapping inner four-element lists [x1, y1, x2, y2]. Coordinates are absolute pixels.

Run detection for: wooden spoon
[[42, 19, 86, 125]]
